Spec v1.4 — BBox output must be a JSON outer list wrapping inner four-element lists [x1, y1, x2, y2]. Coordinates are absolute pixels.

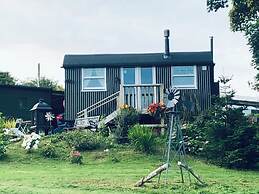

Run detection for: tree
[[0, 72, 16, 85], [207, 0, 259, 89], [22, 76, 64, 91]]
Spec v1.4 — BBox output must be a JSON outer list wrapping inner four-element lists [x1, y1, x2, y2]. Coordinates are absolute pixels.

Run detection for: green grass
[[0, 143, 258, 194]]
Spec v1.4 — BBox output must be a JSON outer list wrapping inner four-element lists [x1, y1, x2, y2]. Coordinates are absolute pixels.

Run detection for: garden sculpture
[[135, 87, 205, 187]]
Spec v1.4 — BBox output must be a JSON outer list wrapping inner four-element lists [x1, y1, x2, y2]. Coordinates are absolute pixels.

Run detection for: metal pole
[[165, 111, 174, 182], [37, 63, 41, 87]]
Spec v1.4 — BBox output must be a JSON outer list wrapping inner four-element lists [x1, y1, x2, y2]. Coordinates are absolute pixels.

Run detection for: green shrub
[[0, 112, 5, 129], [128, 124, 157, 154], [114, 107, 139, 142], [57, 130, 112, 151], [70, 150, 83, 164], [184, 104, 259, 169], [39, 142, 58, 158], [0, 113, 9, 159]]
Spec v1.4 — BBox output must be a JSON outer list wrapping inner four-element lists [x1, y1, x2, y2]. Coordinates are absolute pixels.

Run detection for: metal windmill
[[163, 87, 205, 185]]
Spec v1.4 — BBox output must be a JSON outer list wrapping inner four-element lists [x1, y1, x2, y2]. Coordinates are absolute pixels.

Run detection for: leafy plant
[[39, 142, 58, 158], [70, 150, 83, 164], [0, 113, 9, 159], [0, 132, 8, 159], [128, 124, 157, 154], [114, 107, 139, 142], [3, 119, 16, 129], [57, 131, 112, 151], [184, 99, 259, 169], [0, 112, 5, 130]]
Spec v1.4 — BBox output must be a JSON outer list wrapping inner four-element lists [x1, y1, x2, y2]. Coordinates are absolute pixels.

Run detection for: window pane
[[83, 78, 105, 88], [123, 68, 135, 84], [83, 68, 104, 77], [173, 76, 194, 86], [141, 67, 153, 84], [173, 66, 194, 75]]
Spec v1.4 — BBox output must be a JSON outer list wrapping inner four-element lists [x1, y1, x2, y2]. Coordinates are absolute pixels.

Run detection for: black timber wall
[[0, 86, 51, 120], [156, 65, 211, 112], [0, 85, 64, 120], [65, 67, 120, 120], [65, 65, 212, 120]]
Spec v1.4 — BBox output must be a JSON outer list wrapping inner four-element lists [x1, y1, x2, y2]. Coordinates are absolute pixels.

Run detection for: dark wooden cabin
[[0, 84, 64, 120], [63, 30, 219, 126]]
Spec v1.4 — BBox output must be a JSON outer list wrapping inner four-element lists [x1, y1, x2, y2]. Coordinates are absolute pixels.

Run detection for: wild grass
[[3, 118, 16, 129], [0, 142, 258, 194]]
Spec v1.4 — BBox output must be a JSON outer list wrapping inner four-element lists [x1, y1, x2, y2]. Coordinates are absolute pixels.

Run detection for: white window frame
[[81, 68, 107, 92], [121, 67, 156, 85], [171, 66, 197, 89]]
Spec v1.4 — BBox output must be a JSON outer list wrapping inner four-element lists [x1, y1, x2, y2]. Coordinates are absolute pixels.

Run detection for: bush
[[0, 133, 8, 159], [56, 130, 112, 151], [3, 119, 16, 129], [128, 124, 157, 154], [114, 107, 139, 142], [0, 112, 5, 129], [40, 142, 58, 158], [70, 150, 83, 164], [0, 113, 9, 159], [184, 104, 259, 169]]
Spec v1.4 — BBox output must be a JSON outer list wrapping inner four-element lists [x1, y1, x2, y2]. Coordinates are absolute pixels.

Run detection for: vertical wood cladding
[[66, 65, 212, 120], [156, 65, 211, 112], [65, 67, 120, 120]]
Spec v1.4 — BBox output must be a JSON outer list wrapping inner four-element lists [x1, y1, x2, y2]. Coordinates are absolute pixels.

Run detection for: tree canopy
[[207, 0, 259, 89], [21, 76, 64, 91], [0, 72, 16, 85]]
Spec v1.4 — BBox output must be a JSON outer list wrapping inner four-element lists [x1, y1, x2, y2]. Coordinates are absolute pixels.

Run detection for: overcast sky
[[0, 0, 257, 98]]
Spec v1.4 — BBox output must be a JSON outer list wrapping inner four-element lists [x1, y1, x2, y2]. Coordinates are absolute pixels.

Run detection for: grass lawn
[[0, 143, 258, 194]]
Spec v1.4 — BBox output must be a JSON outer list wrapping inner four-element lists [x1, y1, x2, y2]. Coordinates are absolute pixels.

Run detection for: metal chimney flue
[[164, 29, 170, 59]]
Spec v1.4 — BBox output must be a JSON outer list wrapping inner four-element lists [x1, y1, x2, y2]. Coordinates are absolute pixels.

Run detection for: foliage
[[21, 133, 41, 152], [128, 124, 157, 154], [184, 99, 259, 169], [109, 151, 120, 163], [0, 130, 8, 159], [178, 93, 200, 122], [0, 113, 9, 159], [70, 150, 83, 164], [0, 112, 5, 130], [114, 106, 139, 142], [147, 102, 166, 119], [0, 72, 16, 85], [3, 119, 16, 129], [21, 76, 64, 91], [39, 142, 58, 158], [56, 130, 113, 151], [207, 0, 259, 89]]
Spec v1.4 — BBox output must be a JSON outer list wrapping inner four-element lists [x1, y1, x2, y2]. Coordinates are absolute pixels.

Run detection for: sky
[[0, 0, 257, 98]]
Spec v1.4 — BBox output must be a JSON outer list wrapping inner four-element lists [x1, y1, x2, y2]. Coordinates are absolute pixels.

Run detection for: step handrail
[[78, 95, 119, 118], [77, 91, 120, 117]]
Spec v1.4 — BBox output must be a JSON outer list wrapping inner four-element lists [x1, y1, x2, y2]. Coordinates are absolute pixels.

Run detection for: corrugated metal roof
[[63, 51, 213, 68]]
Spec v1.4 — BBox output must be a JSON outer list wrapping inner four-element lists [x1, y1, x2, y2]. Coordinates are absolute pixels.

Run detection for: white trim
[[152, 66, 156, 84], [171, 65, 197, 89], [81, 68, 107, 92], [121, 67, 156, 85]]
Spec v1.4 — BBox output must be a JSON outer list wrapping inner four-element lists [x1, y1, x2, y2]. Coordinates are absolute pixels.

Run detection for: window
[[122, 67, 155, 85], [122, 68, 135, 84], [172, 66, 197, 88], [82, 68, 106, 91]]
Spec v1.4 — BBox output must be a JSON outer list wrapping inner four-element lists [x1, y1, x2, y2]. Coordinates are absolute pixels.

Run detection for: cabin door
[[121, 67, 156, 110]]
